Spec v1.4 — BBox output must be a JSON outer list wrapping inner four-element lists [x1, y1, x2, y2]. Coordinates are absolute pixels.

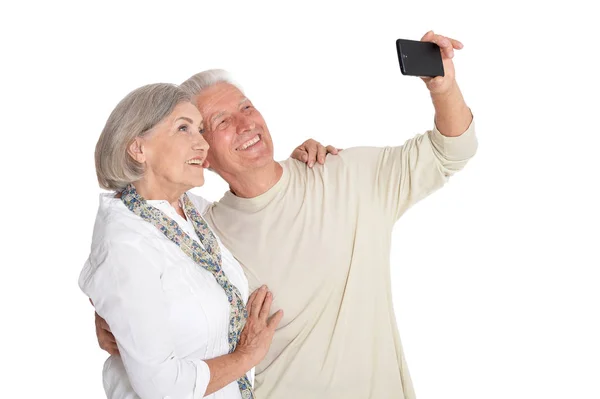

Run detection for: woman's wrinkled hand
[[291, 139, 342, 168], [235, 285, 283, 367]]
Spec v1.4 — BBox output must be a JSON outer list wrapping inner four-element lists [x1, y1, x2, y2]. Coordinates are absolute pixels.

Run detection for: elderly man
[[96, 31, 477, 398]]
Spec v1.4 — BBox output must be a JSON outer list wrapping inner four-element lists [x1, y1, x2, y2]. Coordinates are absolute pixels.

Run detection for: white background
[[1, 1, 598, 398]]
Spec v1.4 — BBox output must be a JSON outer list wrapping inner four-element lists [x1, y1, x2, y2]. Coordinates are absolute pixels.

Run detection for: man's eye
[[215, 117, 230, 130]]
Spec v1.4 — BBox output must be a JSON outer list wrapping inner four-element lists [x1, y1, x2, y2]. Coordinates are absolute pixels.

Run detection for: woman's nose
[[192, 134, 209, 152]]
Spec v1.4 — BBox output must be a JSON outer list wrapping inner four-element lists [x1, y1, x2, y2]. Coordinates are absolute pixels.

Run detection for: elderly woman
[[79, 83, 334, 399]]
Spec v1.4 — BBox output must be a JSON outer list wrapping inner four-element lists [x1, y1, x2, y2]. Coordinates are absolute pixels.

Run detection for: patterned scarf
[[121, 184, 253, 398]]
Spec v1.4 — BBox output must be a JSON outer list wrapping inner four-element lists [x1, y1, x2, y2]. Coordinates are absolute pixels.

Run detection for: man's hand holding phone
[[419, 30, 463, 95], [396, 31, 464, 95], [396, 30, 471, 136]]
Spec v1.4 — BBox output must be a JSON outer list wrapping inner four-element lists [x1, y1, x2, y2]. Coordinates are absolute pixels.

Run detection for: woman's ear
[[127, 138, 145, 163]]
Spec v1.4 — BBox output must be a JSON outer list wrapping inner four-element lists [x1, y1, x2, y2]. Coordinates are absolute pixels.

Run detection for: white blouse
[[79, 192, 251, 399]]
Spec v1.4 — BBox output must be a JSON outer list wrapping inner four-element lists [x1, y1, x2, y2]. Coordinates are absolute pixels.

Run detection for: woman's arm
[[82, 240, 211, 398], [204, 286, 282, 396], [81, 241, 281, 399]]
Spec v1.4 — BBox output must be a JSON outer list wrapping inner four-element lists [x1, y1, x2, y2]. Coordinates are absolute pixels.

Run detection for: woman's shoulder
[[80, 197, 164, 293], [93, 194, 157, 239], [86, 194, 166, 266], [186, 191, 214, 215]]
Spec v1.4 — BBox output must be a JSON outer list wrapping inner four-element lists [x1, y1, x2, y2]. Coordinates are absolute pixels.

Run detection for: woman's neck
[[132, 179, 188, 219]]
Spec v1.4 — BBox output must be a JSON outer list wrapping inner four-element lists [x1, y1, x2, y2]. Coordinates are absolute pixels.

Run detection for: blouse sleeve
[[79, 239, 210, 399]]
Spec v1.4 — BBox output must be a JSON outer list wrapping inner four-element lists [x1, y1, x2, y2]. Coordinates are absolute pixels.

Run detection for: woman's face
[[130, 101, 209, 194]]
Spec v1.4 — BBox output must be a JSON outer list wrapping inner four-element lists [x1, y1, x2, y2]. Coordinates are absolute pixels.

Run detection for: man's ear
[[127, 138, 146, 164]]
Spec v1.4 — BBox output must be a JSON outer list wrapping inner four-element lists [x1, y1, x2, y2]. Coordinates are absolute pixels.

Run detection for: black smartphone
[[396, 39, 444, 77]]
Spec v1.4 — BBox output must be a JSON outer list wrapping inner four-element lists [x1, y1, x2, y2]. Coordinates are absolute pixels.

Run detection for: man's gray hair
[[95, 83, 191, 191], [180, 69, 244, 97]]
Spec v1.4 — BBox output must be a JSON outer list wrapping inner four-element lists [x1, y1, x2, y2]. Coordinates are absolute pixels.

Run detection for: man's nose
[[236, 114, 255, 134]]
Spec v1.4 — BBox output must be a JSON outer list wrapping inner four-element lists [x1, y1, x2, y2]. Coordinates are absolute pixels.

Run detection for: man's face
[[194, 82, 274, 177]]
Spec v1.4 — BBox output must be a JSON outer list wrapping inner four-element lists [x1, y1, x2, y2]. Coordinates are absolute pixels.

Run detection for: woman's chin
[[192, 176, 205, 188]]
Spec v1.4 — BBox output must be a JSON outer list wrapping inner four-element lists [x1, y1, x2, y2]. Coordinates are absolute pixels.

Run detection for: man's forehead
[[209, 98, 248, 122], [195, 83, 245, 110]]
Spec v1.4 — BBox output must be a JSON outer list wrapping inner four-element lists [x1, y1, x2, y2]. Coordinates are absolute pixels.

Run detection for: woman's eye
[[178, 125, 188, 132], [199, 127, 205, 134]]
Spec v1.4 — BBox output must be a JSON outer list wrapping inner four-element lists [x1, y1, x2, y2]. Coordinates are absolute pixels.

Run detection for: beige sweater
[[204, 120, 477, 399]]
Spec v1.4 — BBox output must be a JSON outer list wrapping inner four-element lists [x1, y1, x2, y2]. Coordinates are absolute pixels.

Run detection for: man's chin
[[209, 152, 275, 177], [237, 148, 273, 165], [246, 155, 275, 169]]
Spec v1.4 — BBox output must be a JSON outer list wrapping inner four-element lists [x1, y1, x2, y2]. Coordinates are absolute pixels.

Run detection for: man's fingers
[[426, 76, 445, 90], [434, 35, 454, 58], [96, 314, 111, 332], [95, 311, 106, 328], [434, 35, 462, 58], [422, 31, 460, 59], [107, 344, 119, 356], [99, 331, 117, 345], [435, 35, 451, 48], [428, 32, 449, 48], [99, 338, 117, 350], [98, 332, 118, 353], [267, 309, 284, 330], [422, 31, 460, 48], [449, 37, 463, 49], [421, 30, 435, 41]]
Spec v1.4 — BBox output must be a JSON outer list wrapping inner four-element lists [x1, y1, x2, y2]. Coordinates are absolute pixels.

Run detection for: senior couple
[[80, 31, 478, 399]]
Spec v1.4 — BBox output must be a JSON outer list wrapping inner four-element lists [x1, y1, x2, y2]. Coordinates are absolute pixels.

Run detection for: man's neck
[[226, 161, 283, 199]]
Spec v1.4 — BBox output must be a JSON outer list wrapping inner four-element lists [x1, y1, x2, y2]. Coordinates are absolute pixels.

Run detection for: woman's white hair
[[180, 69, 244, 97], [95, 83, 191, 191]]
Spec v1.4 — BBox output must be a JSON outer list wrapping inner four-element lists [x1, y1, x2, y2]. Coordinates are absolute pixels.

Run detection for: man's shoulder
[[283, 146, 385, 172], [280, 147, 390, 191], [337, 146, 386, 161]]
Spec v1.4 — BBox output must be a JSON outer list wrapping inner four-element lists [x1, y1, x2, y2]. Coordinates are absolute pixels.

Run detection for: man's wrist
[[429, 79, 459, 99]]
